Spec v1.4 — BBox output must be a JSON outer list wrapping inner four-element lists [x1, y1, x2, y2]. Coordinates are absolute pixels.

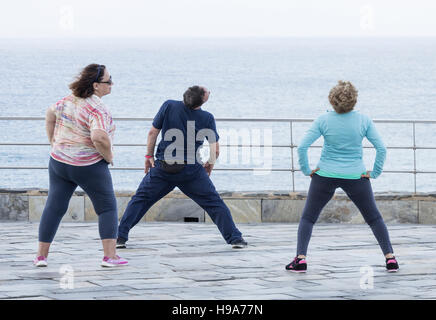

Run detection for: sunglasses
[[98, 75, 113, 85]]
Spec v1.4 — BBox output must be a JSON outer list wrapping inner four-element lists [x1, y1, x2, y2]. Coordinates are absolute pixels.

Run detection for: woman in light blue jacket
[[286, 81, 399, 273]]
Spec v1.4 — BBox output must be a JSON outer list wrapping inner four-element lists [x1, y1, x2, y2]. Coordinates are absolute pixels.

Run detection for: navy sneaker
[[116, 237, 127, 249], [386, 256, 399, 272], [285, 257, 307, 273], [231, 238, 248, 249]]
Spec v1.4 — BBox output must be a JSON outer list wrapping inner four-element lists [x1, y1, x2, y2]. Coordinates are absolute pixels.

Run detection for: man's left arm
[[203, 113, 220, 176], [204, 141, 219, 176]]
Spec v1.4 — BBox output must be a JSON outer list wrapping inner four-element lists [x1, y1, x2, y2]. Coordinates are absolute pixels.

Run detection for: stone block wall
[[0, 189, 435, 224], [0, 192, 28, 221]]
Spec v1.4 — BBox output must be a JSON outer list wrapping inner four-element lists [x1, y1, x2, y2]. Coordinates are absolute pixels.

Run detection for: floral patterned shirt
[[49, 94, 115, 166]]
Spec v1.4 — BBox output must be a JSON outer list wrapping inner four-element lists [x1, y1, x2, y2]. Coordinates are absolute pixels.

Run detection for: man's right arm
[[145, 125, 161, 173], [147, 126, 160, 156]]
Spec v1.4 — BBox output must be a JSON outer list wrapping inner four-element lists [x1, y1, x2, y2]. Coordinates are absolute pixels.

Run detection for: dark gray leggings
[[297, 174, 394, 256], [38, 157, 118, 243]]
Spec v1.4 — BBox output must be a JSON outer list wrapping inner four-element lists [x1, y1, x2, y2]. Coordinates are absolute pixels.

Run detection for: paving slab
[[0, 221, 436, 300]]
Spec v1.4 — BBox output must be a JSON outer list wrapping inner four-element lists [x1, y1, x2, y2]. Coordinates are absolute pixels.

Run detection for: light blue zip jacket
[[298, 110, 387, 179]]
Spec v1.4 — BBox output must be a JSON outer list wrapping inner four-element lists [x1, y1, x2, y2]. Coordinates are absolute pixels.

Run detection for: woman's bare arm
[[45, 107, 57, 146]]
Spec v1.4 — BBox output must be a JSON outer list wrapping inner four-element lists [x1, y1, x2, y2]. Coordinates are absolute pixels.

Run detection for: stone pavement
[[1, 221, 436, 300]]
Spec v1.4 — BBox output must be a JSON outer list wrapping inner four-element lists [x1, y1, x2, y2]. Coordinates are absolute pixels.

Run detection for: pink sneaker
[[101, 255, 129, 267], [33, 256, 48, 267]]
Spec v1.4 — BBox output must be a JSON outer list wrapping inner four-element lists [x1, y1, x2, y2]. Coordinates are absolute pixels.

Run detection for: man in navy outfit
[[117, 86, 247, 249]]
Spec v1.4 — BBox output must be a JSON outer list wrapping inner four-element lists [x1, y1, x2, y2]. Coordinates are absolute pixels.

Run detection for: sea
[[0, 37, 435, 193]]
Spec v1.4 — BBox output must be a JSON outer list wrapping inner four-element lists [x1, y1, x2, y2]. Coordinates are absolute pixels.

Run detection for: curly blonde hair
[[328, 81, 358, 113]]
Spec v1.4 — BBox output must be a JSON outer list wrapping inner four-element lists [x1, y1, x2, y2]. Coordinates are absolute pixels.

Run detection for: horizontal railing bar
[[2, 143, 436, 150], [1, 116, 436, 124], [0, 166, 435, 174], [0, 143, 51, 146]]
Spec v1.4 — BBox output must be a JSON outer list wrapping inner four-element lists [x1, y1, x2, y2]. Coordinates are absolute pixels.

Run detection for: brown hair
[[69, 64, 106, 98], [328, 81, 358, 114], [183, 86, 206, 110]]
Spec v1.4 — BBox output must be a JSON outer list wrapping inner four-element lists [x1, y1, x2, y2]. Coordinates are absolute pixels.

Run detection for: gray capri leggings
[[297, 173, 394, 256], [38, 157, 118, 243]]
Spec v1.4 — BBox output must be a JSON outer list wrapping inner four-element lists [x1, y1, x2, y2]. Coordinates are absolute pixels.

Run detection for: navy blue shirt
[[152, 100, 219, 164]]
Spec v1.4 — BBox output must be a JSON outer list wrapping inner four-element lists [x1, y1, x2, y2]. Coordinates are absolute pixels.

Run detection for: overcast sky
[[1, 0, 435, 38]]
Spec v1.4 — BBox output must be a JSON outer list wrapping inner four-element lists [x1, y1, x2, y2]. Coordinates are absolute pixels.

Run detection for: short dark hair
[[183, 86, 205, 110], [69, 64, 106, 98]]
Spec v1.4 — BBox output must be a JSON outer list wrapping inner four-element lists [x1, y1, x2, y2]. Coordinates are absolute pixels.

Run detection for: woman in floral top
[[33, 64, 128, 268]]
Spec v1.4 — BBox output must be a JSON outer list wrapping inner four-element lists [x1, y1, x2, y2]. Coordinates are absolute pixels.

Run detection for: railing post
[[413, 122, 417, 194], [290, 121, 295, 192]]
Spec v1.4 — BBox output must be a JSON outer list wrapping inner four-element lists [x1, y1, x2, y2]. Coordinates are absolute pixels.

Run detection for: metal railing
[[1, 116, 435, 193]]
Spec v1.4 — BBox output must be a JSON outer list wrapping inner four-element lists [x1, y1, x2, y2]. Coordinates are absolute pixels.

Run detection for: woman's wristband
[[145, 155, 154, 159]]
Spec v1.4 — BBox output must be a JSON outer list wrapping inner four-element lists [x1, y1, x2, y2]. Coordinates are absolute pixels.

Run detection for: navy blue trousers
[[297, 174, 394, 256], [39, 158, 118, 242], [118, 161, 243, 244]]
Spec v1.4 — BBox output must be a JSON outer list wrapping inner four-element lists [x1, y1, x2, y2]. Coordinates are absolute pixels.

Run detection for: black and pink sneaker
[[386, 256, 399, 272], [285, 257, 307, 273]]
